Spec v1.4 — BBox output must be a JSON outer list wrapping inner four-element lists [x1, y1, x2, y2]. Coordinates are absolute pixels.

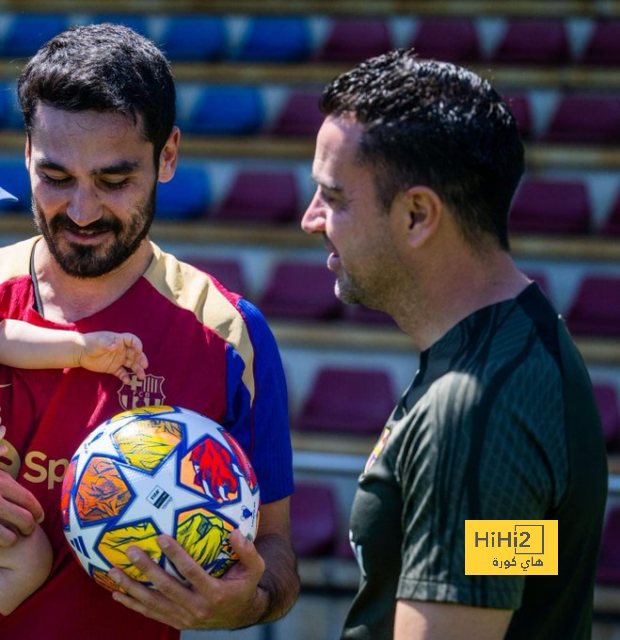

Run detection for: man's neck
[[32, 238, 154, 323]]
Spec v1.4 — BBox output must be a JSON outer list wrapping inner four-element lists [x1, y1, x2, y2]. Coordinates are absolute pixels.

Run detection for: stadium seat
[[212, 170, 300, 224], [0, 160, 32, 213], [295, 366, 396, 435], [580, 21, 620, 66], [0, 14, 69, 57], [508, 179, 591, 235], [504, 94, 533, 140], [157, 15, 227, 61], [258, 260, 343, 321], [490, 19, 571, 65], [290, 480, 340, 557], [600, 189, 620, 236], [593, 383, 620, 451], [409, 19, 481, 63], [597, 505, 620, 585], [235, 17, 312, 62], [270, 91, 324, 138], [543, 95, 620, 144], [156, 164, 210, 220], [182, 257, 247, 297], [316, 19, 392, 63], [183, 86, 264, 135], [564, 275, 620, 337], [87, 14, 149, 37]]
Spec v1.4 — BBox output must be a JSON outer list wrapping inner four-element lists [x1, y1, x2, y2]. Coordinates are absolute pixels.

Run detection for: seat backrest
[[258, 260, 343, 320], [158, 15, 227, 61], [316, 18, 392, 63], [156, 164, 211, 220], [296, 366, 396, 435], [564, 275, 620, 337], [581, 21, 620, 65], [543, 95, 620, 144], [235, 17, 312, 62], [0, 159, 32, 213], [0, 14, 69, 57], [509, 179, 591, 234], [270, 91, 324, 137], [593, 383, 620, 451], [490, 19, 570, 65], [213, 170, 300, 224], [290, 480, 340, 557], [409, 18, 481, 63]]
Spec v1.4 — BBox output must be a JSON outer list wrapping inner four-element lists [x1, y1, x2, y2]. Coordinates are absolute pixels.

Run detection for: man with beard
[[301, 49, 607, 639], [0, 23, 298, 639]]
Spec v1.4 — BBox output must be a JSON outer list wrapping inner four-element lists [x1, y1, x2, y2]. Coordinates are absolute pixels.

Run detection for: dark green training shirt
[[343, 284, 608, 640]]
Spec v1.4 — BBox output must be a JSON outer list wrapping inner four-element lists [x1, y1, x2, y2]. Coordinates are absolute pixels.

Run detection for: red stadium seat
[[504, 94, 533, 140], [581, 21, 620, 66], [258, 261, 343, 321], [601, 190, 620, 236], [290, 480, 340, 557], [593, 383, 620, 451], [409, 19, 481, 64], [270, 91, 324, 138], [490, 19, 571, 65], [295, 366, 396, 436], [597, 506, 620, 585], [543, 95, 620, 145], [212, 170, 300, 224], [316, 19, 392, 63], [182, 257, 247, 298], [509, 178, 591, 235], [564, 275, 620, 338]]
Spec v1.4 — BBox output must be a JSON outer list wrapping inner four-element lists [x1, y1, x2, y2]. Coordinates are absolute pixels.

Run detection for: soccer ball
[[60, 405, 260, 591]]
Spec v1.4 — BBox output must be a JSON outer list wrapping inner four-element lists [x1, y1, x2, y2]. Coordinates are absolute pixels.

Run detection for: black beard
[[33, 186, 156, 279]]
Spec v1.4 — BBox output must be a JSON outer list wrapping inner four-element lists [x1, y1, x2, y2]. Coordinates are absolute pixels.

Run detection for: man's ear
[[158, 126, 180, 183], [25, 136, 30, 168], [400, 186, 443, 248]]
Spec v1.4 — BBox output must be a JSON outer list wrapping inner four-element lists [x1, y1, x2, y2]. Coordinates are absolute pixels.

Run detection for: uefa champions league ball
[[60, 405, 260, 591]]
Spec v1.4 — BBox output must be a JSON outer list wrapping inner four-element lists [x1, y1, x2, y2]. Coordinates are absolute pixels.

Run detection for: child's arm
[[0, 320, 148, 383]]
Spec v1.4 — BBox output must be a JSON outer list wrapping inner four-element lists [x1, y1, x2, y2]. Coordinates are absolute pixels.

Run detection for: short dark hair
[[18, 23, 176, 164], [320, 49, 524, 251]]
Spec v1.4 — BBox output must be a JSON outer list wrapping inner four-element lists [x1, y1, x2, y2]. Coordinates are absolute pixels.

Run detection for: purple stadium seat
[[409, 19, 481, 63], [601, 190, 620, 236], [316, 19, 392, 63], [295, 366, 396, 435], [581, 21, 620, 66], [490, 19, 570, 65], [270, 91, 324, 138], [290, 480, 340, 557], [597, 506, 620, 585], [509, 179, 591, 235], [258, 261, 343, 321], [564, 275, 620, 337], [182, 257, 247, 297], [543, 95, 620, 144], [213, 171, 300, 224], [504, 94, 533, 139], [593, 383, 620, 451]]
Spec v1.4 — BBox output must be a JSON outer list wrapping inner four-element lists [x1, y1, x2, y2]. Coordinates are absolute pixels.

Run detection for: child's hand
[[78, 332, 149, 384], [0, 423, 7, 457]]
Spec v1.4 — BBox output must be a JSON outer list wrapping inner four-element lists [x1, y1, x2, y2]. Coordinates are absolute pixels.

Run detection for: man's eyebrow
[[310, 173, 343, 192], [34, 158, 141, 176]]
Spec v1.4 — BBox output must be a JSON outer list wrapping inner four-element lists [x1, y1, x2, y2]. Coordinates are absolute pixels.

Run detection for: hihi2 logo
[[465, 520, 558, 575]]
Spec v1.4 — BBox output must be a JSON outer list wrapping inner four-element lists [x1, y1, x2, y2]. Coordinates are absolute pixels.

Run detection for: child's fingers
[[0, 425, 6, 440]]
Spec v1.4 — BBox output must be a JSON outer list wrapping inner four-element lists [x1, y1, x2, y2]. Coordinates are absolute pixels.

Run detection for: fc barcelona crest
[[118, 374, 166, 411]]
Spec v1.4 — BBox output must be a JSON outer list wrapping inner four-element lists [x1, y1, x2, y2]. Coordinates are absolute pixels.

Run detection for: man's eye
[[100, 179, 129, 191], [41, 174, 71, 186]]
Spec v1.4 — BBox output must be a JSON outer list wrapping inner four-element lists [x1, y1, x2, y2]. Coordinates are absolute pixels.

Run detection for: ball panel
[[75, 457, 133, 524]]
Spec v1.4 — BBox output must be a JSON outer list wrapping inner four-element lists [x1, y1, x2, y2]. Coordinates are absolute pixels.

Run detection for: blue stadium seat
[[0, 14, 69, 57], [0, 82, 19, 129], [184, 86, 264, 135], [235, 17, 312, 62], [157, 15, 227, 61], [87, 15, 149, 37], [156, 163, 210, 220], [0, 159, 31, 213]]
